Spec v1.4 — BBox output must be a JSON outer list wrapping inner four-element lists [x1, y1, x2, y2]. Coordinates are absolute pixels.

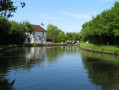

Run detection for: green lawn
[[79, 43, 119, 54]]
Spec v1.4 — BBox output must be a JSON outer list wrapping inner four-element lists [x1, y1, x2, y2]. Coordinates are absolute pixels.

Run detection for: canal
[[0, 46, 119, 90]]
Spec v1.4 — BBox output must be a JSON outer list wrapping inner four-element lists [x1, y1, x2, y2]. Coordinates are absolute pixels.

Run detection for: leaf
[[10, 79, 16, 86]]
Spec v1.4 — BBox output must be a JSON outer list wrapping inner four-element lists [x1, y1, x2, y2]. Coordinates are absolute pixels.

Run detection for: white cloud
[[35, 14, 62, 21], [60, 11, 97, 20]]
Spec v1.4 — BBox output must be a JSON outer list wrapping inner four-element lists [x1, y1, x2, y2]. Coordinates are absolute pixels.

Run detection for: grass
[[79, 43, 119, 55]]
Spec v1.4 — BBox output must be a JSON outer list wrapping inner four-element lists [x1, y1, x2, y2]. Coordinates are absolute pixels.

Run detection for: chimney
[[40, 23, 44, 28], [26, 20, 28, 23]]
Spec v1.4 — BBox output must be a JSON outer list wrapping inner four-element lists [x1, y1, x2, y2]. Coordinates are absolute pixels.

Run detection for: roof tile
[[32, 24, 47, 32]]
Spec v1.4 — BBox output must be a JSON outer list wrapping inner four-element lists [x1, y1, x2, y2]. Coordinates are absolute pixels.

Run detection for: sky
[[10, 0, 118, 33]]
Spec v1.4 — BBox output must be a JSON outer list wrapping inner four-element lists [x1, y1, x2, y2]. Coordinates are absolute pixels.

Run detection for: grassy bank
[[79, 43, 119, 55], [0, 43, 67, 51]]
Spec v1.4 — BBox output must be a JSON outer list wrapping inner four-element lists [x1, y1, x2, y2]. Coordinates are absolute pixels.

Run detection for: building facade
[[24, 23, 47, 44]]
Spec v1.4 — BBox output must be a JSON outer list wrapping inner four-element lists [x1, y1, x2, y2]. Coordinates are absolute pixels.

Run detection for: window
[[33, 31, 35, 35], [42, 32, 44, 36]]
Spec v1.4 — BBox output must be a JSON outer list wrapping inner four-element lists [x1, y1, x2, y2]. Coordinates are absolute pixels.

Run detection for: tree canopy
[[46, 24, 62, 42], [81, 2, 119, 45], [0, 16, 33, 44], [0, 0, 25, 17]]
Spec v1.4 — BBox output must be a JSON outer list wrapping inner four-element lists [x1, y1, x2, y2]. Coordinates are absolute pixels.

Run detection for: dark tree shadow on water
[[0, 78, 16, 90]]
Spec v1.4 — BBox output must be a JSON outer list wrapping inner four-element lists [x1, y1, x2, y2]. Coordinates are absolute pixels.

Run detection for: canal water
[[0, 46, 119, 90]]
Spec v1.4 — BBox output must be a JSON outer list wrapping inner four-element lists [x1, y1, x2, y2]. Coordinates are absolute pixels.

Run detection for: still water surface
[[0, 46, 119, 90]]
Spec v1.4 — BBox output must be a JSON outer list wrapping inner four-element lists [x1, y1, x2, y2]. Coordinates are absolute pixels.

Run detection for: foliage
[[46, 24, 62, 42], [0, 15, 33, 44], [9, 21, 25, 44], [0, 15, 11, 44], [24, 22, 34, 34], [48, 35, 57, 43], [46, 24, 80, 43], [0, 0, 25, 17], [66, 32, 80, 41], [81, 2, 119, 45], [58, 32, 67, 42], [0, 78, 15, 90]]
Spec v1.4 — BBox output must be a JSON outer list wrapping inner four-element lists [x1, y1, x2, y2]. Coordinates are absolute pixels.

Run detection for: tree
[[58, 32, 67, 42], [0, 15, 11, 44], [8, 21, 26, 44], [0, 0, 25, 17], [48, 35, 57, 43], [66, 32, 79, 41], [46, 24, 62, 42], [9, 21, 33, 44], [81, 2, 119, 45]]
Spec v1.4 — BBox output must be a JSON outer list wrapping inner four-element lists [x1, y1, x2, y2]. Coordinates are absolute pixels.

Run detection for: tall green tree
[[46, 24, 62, 42], [0, 15, 10, 44], [81, 1, 119, 45], [9, 21, 33, 44], [9, 21, 26, 44]]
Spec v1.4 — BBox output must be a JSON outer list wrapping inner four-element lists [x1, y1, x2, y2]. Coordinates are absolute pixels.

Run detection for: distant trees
[[58, 32, 67, 42], [0, 0, 25, 17], [66, 32, 80, 41], [46, 24, 62, 42], [46, 24, 80, 43], [0, 16, 33, 44], [81, 2, 119, 45]]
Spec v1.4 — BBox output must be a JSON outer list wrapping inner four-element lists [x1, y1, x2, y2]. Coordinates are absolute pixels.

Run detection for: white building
[[24, 23, 47, 44]]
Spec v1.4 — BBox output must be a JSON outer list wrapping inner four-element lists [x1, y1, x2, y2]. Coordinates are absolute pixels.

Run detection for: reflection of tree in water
[[0, 47, 27, 74], [0, 47, 47, 89], [46, 46, 65, 62], [81, 50, 119, 90], [65, 46, 80, 54], [0, 46, 79, 74], [0, 47, 47, 75], [46, 46, 79, 62]]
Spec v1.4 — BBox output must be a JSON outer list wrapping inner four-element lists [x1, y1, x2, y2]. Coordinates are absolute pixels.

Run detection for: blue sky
[[10, 0, 118, 32]]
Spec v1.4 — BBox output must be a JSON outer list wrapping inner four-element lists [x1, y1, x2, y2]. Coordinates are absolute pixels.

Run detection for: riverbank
[[24, 43, 67, 46], [0, 45, 18, 51], [79, 43, 119, 55], [0, 43, 77, 52]]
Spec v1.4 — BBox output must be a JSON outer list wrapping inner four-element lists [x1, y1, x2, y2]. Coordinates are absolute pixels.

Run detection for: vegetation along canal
[[1, 46, 119, 90]]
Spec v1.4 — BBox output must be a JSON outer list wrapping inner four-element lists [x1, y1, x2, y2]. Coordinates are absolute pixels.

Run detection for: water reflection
[[81, 50, 119, 90], [25, 47, 47, 67], [0, 46, 77, 74], [1, 46, 119, 90]]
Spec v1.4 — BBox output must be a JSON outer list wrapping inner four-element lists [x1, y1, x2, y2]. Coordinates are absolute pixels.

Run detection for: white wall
[[31, 31, 47, 42], [24, 31, 47, 44], [31, 32, 46, 40]]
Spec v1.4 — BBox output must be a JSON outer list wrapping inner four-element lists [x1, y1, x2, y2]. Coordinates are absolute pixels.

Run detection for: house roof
[[31, 24, 47, 32]]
